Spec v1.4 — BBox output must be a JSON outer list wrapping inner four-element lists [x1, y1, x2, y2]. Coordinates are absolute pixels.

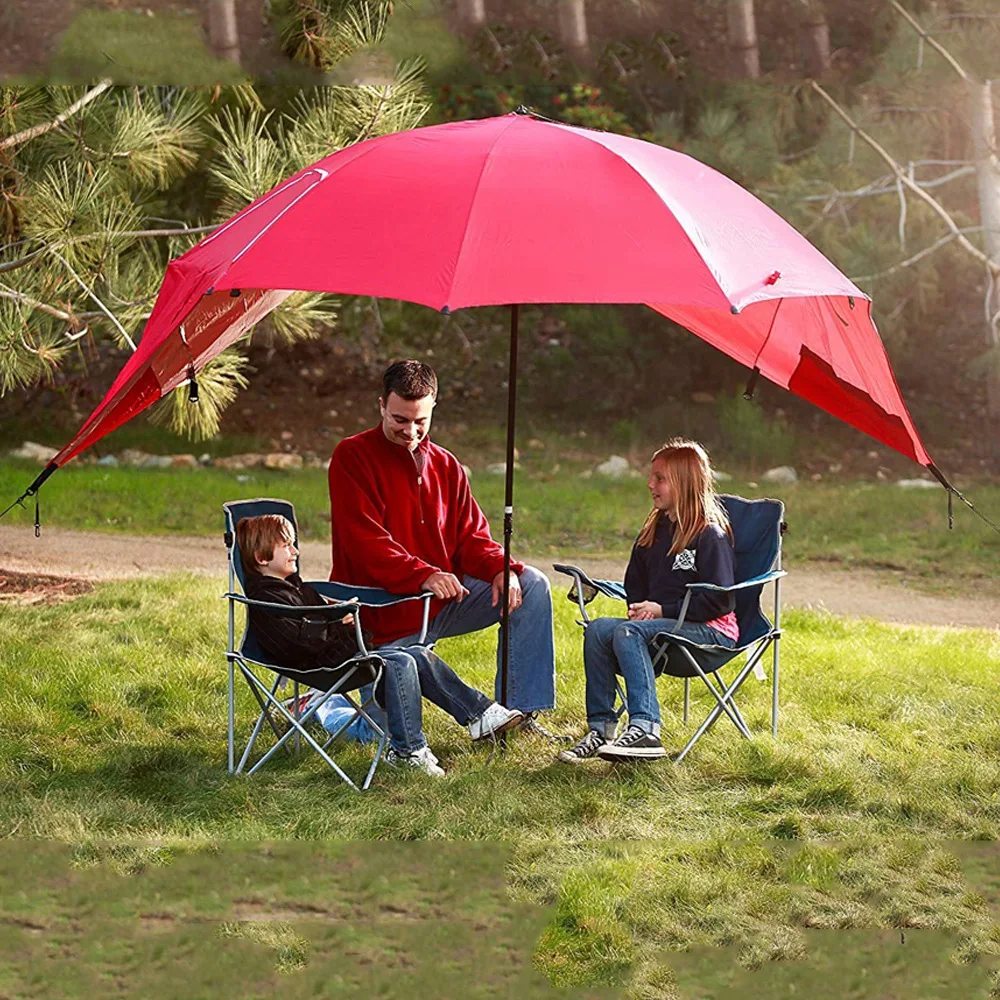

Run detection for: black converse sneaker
[[596, 724, 666, 761], [557, 729, 608, 763]]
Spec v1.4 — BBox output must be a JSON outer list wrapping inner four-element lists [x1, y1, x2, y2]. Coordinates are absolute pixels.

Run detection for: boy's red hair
[[236, 514, 293, 574]]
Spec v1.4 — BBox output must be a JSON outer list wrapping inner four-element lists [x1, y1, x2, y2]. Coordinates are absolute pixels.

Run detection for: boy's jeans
[[378, 647, 491, 756], [385, 566, 556, 714], [583, 617, 736, 737]]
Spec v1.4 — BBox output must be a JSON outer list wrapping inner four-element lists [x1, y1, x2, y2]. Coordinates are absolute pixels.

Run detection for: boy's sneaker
[[557, 729, 608, 764], [596, 725, 666, 761], [518, 711, 572, 743], [469, 703, 525, 742], [384, 745, 446, 777]]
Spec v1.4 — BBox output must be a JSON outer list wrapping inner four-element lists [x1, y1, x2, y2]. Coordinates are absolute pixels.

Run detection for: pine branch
[[810, 81, 998, 274], [0, 81, 114, 151]]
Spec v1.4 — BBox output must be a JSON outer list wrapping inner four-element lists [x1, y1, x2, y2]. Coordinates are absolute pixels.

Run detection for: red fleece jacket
[[328, 426, 524, 643]]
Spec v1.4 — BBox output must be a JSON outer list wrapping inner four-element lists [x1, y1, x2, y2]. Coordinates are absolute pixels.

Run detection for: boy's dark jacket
[[244, 571, 371, 670], [624, 516, 736, 622]]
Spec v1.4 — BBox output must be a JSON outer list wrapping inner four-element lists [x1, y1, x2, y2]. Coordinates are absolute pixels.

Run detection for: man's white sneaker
[[468, 703, 525, 742], [384, 745, 446, 777]]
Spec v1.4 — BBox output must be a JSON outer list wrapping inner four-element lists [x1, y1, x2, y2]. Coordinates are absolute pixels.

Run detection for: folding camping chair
[[554, 495, 786, 762], [222, 498, 433, 790]]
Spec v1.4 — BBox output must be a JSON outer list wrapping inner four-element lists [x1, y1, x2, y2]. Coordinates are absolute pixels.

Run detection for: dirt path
[[1, 525, 997, 628]]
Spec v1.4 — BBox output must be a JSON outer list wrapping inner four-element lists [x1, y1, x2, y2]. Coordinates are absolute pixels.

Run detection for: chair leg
[[293, 679, 301, 754], [230, 660, 389, 791], [675, 651, 766, 761], [236, 669, 283, 774], [362, 732, 388, 791], [244, 676, 358, 788], [683, 678, 690, 724], [771, 633, 781, 738], [685, 655, 752, 739], [227, 656, 235, 775]]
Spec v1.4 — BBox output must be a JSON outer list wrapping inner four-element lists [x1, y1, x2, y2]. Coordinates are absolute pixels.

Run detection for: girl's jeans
[[583, 617, 736, 737]]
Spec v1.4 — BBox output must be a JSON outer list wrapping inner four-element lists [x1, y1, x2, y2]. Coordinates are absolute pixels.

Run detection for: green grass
[[2, 576, 1000, 994], [0, 841, 614, 999], [47, 9, 248, 84], [3, 455, 998, 594]]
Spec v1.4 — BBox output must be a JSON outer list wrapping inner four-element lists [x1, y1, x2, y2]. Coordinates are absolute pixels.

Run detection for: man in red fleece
[[328, 360, 557, 736]]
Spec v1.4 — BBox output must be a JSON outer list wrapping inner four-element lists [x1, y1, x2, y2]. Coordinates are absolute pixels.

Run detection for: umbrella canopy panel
[[50, 112, 931, 469]]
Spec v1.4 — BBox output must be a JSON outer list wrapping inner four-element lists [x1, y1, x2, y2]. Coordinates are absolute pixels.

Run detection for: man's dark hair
[[381, 360, 438, 402]]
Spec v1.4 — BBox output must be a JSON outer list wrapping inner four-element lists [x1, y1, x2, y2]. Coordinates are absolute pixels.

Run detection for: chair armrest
[[552, 564, 627, 602], [553, 563, 627, 625], [308, 580, 433, 608], [309, 581, 434, 645], [685, 570, 787, 593], [553, 563, 599, 588], [221, 593, 359, 622]]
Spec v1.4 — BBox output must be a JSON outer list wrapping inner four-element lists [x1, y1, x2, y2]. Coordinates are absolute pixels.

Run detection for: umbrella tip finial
[[730, 305, 740, 315], [513, 105, 533, 116], [441, 305, 450, 316]]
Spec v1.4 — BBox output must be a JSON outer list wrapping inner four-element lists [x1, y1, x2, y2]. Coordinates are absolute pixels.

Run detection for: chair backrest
[[223, 498, 299, 666], [719, 494, 784, 646]]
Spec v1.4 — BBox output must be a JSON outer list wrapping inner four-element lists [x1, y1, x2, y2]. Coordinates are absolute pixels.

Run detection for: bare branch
[[49, 249, 136, 351], [851, 226, 983, 282], [0, 249, 45, 276], [0, 80, 115, 151], [800, 165, 976, 202], [811, 81, 998, 274], [896, 174, 907, 250], [0, 285, 100, 324], [890, 0, 971, 83], [0, 224, 219, 277], [112, 224, 220, 238]]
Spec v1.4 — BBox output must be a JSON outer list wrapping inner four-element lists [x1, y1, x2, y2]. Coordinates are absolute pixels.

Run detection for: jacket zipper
[[412, 450, 424, 524]]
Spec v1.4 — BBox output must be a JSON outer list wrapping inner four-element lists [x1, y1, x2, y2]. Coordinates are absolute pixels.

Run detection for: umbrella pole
[[500, 304, 519, 724]]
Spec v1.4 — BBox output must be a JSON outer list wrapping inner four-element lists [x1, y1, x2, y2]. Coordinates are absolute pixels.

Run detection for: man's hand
[[491, 571, 523, 614], [627, 601, 662, 621], [423, 571, 468, 602]]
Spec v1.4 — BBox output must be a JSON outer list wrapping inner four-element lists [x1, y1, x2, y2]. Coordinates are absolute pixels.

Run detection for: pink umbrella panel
[[44, 111, 930, 471]]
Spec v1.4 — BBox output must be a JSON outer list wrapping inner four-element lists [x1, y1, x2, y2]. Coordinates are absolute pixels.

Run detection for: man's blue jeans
[[378, 647, 491, 755], [583, 617, 736, 737], [386, 566, 556, 714]]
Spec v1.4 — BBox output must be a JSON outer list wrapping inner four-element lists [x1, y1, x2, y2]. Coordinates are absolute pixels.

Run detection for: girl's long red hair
[[637, 439, 730, 555]]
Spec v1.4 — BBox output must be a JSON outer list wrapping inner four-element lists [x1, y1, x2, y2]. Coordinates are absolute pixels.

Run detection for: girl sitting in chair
[[559, 438, 738, 763]]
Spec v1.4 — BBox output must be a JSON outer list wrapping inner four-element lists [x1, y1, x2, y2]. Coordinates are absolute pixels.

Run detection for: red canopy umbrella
[[8, 109, 947, 704]]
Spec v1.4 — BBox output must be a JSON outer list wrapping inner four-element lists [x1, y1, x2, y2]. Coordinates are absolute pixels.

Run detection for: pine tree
[[0, 5, 429, 442]]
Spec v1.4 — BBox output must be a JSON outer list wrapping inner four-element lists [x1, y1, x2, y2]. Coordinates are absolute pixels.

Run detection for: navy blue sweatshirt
[[624, 516, 736, 622]]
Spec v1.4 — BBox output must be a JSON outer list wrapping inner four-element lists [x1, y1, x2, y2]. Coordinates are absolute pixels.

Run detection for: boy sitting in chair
[[237, 514, 523, 777]]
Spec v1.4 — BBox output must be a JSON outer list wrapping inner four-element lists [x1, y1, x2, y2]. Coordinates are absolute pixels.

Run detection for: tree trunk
[[971, 80, 1000, 448], [456, 0, 487, 28], [799, 1, 830, 77], [207, 0, 241, 64], [558, 1, 590, 62], [727, 0, 759, 78]]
